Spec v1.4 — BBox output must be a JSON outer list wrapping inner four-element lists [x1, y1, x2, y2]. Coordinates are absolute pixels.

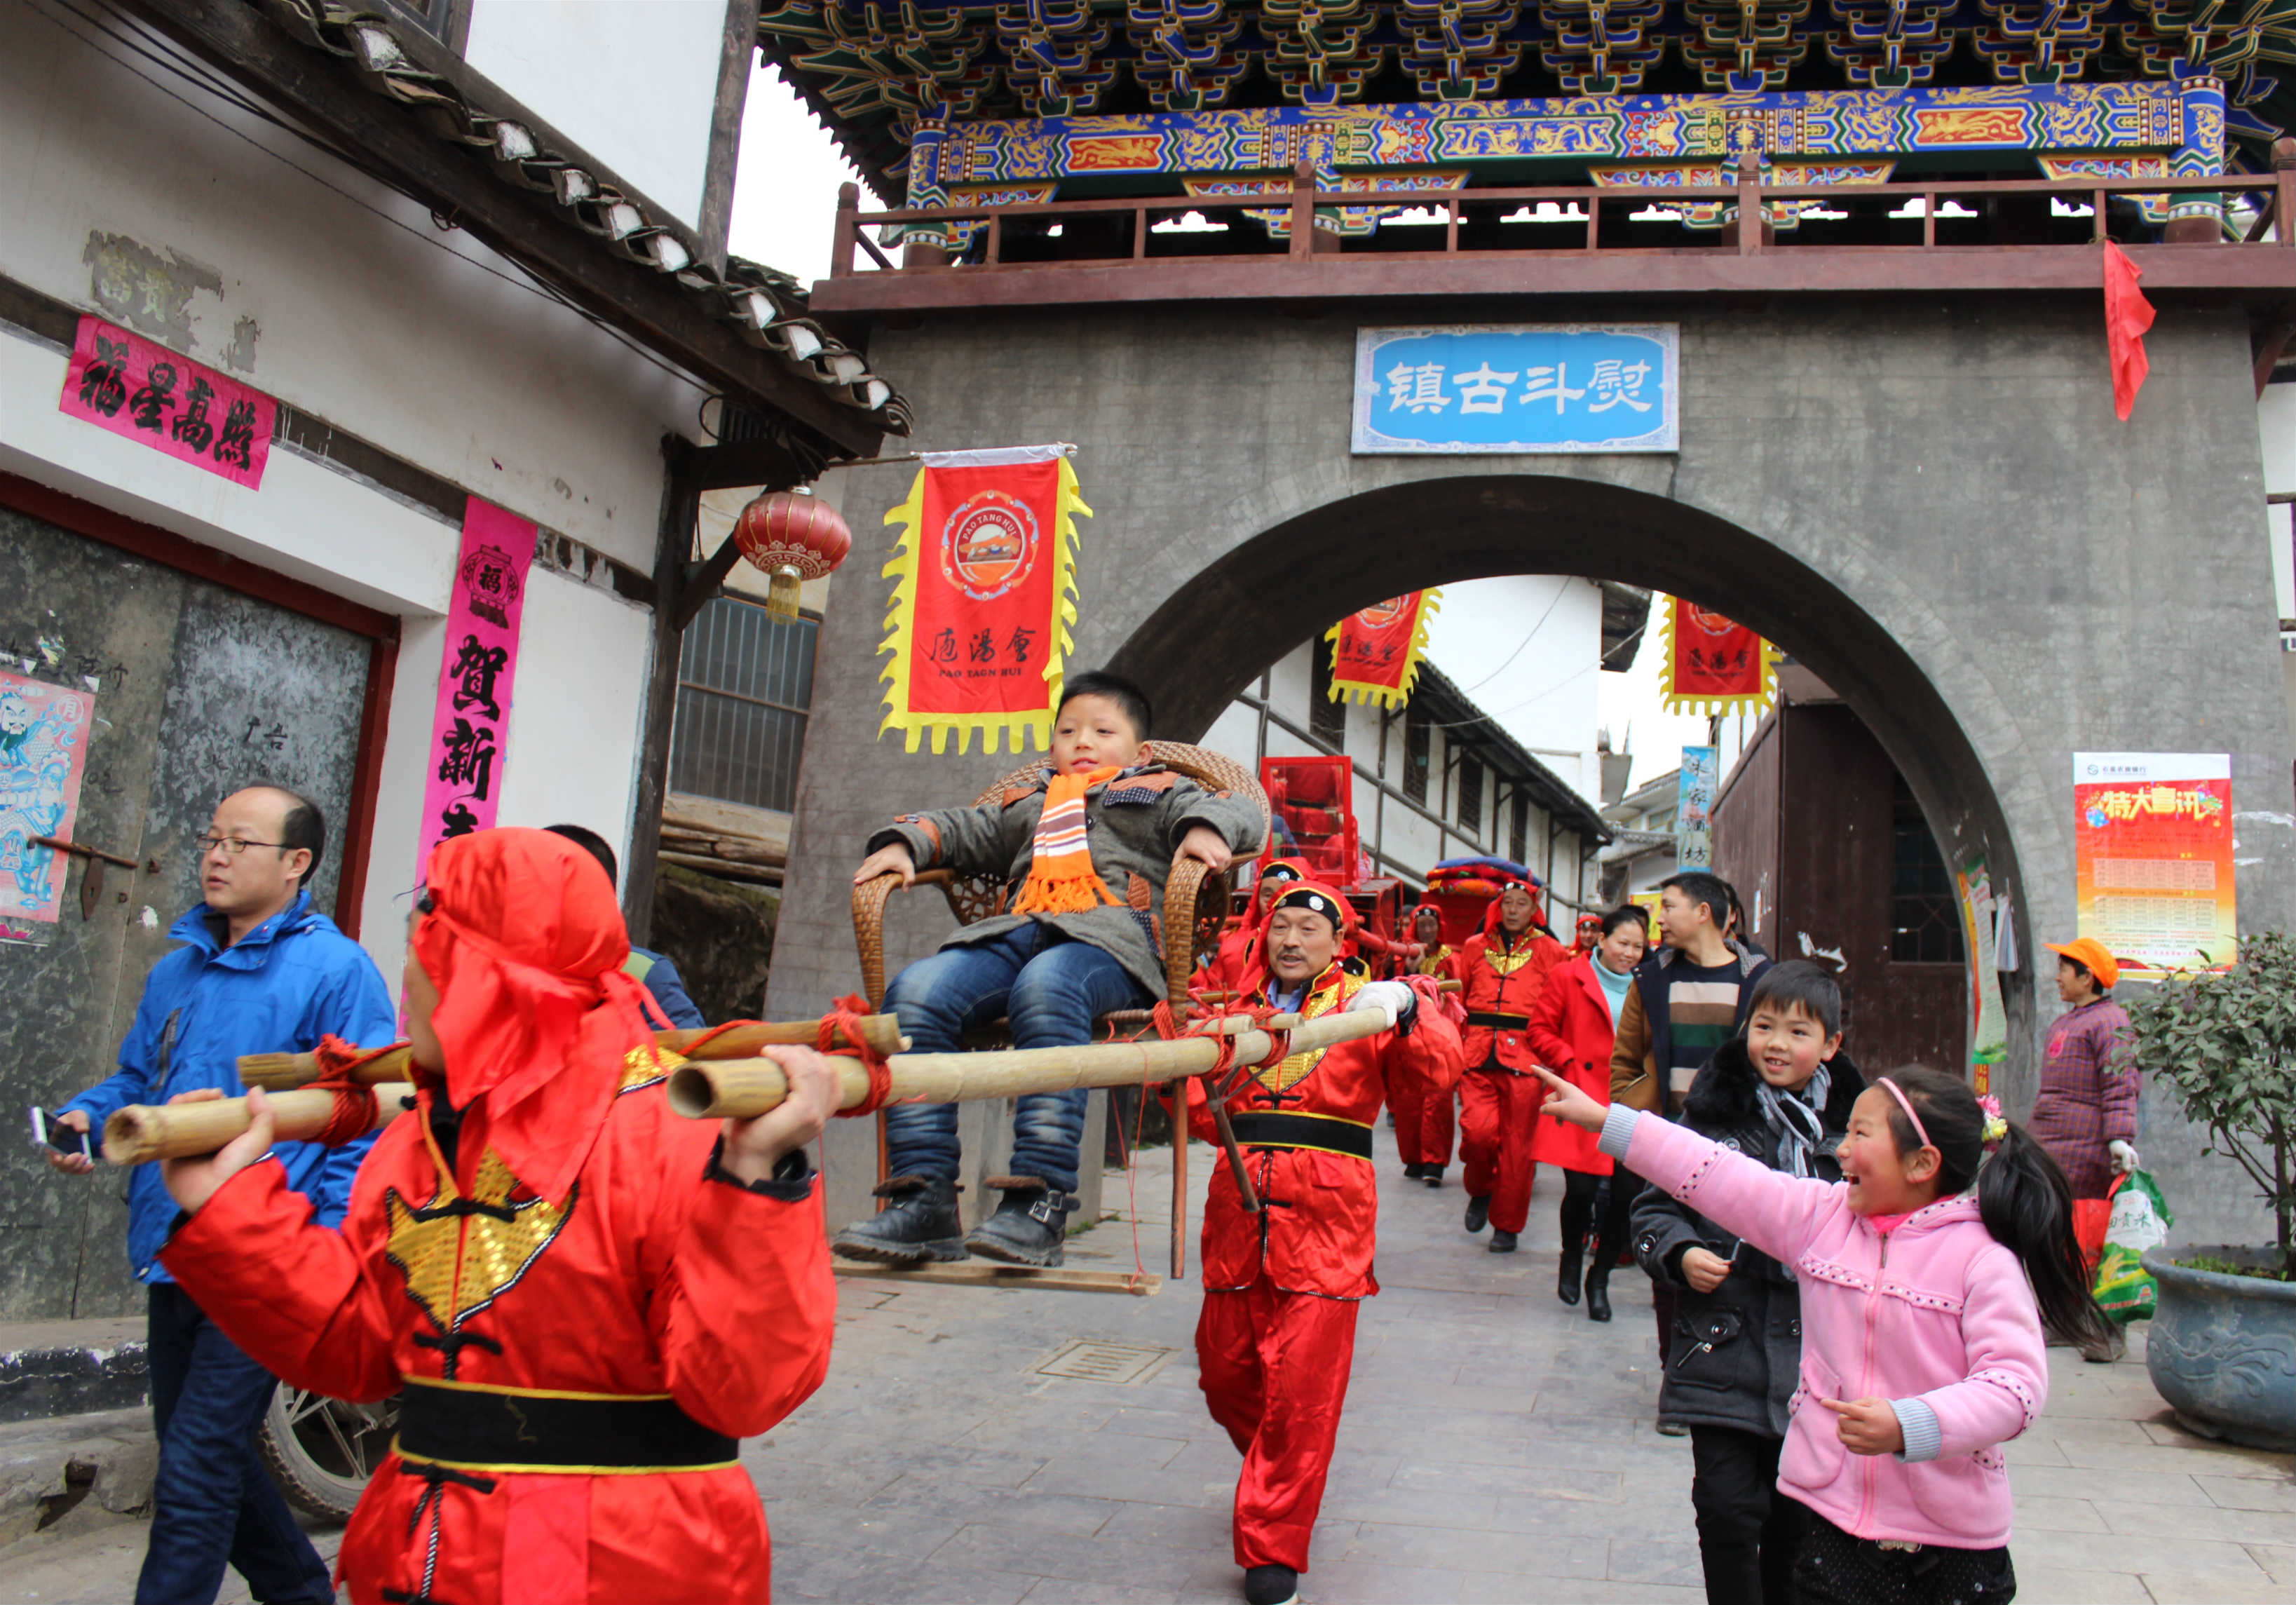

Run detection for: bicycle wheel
[[257, 1383, 398, 1522]]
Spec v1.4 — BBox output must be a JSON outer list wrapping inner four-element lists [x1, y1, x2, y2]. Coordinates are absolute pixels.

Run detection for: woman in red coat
[[154, 829, 841, 1604], [1526, 905, 1648, 1320]]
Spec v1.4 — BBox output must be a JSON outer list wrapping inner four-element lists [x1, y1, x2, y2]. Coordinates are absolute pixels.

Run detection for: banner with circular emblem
[[877, 445, 1091, 754], [1658, 595, 1779, 716], [1322, 590, 1440, 710]]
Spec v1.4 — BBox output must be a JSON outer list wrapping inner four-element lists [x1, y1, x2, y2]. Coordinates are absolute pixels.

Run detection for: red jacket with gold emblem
[[160, 1057, 834, 1605], [1449, 913, 1570, 1074], [1178, 968, 1460, 1299]]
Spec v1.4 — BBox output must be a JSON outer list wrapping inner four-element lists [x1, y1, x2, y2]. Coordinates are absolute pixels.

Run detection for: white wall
[[1422, 576, 1605, 801], [1, 2, 703, 575], [2265, 385, 2294, 621], [463, 0, 731, 231], [3, 2, 677, 991]]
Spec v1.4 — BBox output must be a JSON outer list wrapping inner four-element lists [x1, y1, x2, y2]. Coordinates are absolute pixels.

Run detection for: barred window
[[1890, 777, 1966, 964], [669, 597, 815, 814], [1308, 642, 1347, 750], [1510, 791, 1530, 863], [1457, 755, 1483, 832], [1403, 706, 1430, 804]]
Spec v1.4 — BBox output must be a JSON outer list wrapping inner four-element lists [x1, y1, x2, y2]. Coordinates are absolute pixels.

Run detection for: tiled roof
[[259, 0, 910, 435]]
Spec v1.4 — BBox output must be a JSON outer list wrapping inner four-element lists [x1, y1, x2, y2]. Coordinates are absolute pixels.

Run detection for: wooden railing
[[829, 144, 2296, 279]]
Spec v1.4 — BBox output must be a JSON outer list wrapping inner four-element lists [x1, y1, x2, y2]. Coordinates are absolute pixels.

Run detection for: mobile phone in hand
[[28, 1108, 93, 1161]]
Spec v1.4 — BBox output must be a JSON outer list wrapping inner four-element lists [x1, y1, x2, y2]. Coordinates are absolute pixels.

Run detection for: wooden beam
[[125, 0, 882, 457], [808, 243, 2296, 316], [623, 441, 701, 943], [2255, 320, 2296, 398]]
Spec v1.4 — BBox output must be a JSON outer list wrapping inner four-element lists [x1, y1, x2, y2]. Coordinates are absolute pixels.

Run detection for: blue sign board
[[1352, 324, 1680, 455]]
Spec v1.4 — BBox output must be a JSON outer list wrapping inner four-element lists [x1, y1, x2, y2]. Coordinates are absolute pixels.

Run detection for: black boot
[[1584, 1265, 1613, 1322], [1423, 1165, 1445, 1190], [1558, 1245, 1584, 1306], [1402, 1161, 1426, 1181], [833, 1175, 965, 1264], [1465, 1194, 1490, 1233], [965, 1175, 1073, 1267], [1242, 1563, 1299, 1605], [1488, 1229, 1519, 1254]]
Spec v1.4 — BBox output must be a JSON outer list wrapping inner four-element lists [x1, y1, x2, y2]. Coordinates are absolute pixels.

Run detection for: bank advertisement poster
[[2072, 752, 2236, 977]]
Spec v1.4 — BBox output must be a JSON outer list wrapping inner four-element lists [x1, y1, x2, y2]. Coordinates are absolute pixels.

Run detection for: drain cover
[[1034, 1340, 1174, 1386]]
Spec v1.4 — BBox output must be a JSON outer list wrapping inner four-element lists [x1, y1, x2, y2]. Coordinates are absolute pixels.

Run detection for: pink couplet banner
[[57, 316, 274, 490], [416, 498, 536, 877]]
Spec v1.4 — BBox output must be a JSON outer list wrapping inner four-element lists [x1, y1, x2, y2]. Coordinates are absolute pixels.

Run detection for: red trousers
[[1459, 1066, 1539, 1234], [1196, 1274, 1361, 1572], [1390, 1064, 1456, 1169]]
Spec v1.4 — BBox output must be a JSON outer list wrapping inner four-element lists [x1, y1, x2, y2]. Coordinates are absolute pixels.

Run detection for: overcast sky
[[725, 64, 1717, 797]]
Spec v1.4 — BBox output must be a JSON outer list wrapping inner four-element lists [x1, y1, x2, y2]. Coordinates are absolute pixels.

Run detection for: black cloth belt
[[1228, 1110, 1374, 1161], [1465, 1011, 1530, 1029], [393, 1378, 737, 1473]]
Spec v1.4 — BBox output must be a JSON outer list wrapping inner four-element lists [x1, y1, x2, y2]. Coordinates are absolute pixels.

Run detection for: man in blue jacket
[[543, 822, 707, 1027], [48, 784, 395, 1605]]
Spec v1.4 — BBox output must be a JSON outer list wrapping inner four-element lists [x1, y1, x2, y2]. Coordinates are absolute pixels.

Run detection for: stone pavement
[[761, 1125, 2295, 1605], [4, 1123, 2288, 1604]]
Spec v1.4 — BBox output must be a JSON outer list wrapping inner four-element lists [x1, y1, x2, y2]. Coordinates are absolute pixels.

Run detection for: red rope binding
[[300, 1035, 393, 1146], [819, 994, 897, 1117]]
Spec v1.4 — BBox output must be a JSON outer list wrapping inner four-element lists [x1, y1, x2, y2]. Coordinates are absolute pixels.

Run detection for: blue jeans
[[883, 923, 1148, 1194], [138, 1283, 332, 1605]]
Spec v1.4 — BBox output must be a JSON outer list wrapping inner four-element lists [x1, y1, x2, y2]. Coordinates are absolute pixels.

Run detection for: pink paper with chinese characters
[[416, 498, 536, 879], [57, 317, 274, 489]]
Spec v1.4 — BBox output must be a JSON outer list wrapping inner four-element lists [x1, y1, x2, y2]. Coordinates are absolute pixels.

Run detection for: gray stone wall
[[778, 296, 2295, 1250]]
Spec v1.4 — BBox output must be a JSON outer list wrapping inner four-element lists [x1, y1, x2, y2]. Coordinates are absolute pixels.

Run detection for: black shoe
[[1656, 1418, 1689, 1437], [1422, 1166, 1444, 1190], [1243, 1564, 1299, 1605], [1585, 1271, 1613, 1322], [1558, 1247, 1583, 1306], [965, 1176, 1073, 1267], [1402, 1162, 1426, 1180], [833, 1175, 966, 1264], [1465, 1195, 1490, 1233], [1488, 1229, 1518, 1254]]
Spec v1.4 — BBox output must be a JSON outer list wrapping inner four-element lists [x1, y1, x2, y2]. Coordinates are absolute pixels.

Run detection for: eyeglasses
[[197, 834, 289, 858]]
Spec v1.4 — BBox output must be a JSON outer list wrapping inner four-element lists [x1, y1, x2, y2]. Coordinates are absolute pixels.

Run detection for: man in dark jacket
[[545, 823, 705, 1027], [1632, 961, 1864, 1605], [50, 785, 395, 1605]]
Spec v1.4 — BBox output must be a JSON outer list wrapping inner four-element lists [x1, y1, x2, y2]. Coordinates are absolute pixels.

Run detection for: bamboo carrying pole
[[665, 1007, 1393, 1121], [103, 1084, 416, 1167], [236, 1016, 908, 1089]]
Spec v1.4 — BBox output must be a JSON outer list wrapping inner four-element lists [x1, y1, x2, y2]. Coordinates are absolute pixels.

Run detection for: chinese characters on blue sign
[[1352, 325, 1680, 454]]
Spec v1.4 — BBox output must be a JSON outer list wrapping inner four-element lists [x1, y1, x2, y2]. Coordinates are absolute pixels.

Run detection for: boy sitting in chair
[[839, 671, 1266, 1267]]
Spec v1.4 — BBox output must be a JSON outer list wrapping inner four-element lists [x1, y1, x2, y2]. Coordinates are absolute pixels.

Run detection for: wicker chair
[[850, 743, 1270, 1012]]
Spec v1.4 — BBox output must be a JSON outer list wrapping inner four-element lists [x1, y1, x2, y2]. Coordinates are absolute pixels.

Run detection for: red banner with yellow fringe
[[1660, 597, 1779, 715], [878, 445, 1089, 754], [1324, 590, 1439, 710]]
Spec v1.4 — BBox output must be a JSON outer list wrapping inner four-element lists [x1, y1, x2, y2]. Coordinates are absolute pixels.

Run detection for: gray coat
[[868, 765, 1266, 1000], [1632, 1039, 1866, 1437]]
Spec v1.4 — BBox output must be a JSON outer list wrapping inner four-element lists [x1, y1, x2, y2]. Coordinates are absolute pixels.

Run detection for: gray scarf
[[1755, 1064, 1832, 1179]]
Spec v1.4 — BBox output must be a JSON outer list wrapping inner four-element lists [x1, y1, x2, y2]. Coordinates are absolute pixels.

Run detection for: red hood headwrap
[[1251, 856, 1315, 919], [1407, 901, 1446, 944], [1480, 881, 1550, 942], [410, 827, 656, 1204], [1248, 879, 1357, 996]]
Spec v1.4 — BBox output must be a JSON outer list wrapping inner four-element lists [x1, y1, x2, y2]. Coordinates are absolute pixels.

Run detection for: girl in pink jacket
[[1534, 1062, 2112, 1604]]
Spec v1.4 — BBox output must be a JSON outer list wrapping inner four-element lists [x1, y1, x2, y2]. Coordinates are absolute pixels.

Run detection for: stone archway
[[770, 299, 2294, 1243]]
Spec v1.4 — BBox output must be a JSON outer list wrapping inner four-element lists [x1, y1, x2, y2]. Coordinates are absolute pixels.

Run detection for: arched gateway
[[768, 299, 2291, 1244]]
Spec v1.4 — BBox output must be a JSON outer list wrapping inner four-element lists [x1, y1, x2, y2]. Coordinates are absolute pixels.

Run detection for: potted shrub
[[2121, 930, 2296, 1451]]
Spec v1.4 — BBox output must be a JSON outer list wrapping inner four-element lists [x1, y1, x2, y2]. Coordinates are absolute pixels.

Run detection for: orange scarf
[[1011, 766, 1123, 914]]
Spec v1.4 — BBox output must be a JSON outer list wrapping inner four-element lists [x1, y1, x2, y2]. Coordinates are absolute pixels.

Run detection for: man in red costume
[[1389, 901, 1465, 1187], [1180, 881, 1460, 1605], [1200, 858, 1311, 998], [154, 828, 841, 1604], [1451, 879, 1570, 1253]]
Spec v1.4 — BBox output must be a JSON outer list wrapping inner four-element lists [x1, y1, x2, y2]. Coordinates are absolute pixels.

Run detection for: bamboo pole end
[[665, 1064, 724, 1120], [102, 1109, 160, 1167]]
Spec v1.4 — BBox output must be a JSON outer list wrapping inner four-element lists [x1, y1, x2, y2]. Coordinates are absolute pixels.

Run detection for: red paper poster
[[57, 316, 274, 489], [1324, 590, 1439, 710], [1661, 596, 1778, 715], [416, 499, 536, 876], [878, 445, 1088, 754], [2073, 752, 2235, 977]]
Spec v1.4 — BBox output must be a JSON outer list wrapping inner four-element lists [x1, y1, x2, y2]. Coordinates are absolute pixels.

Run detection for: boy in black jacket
[[1630, 961, 1865, 1605]]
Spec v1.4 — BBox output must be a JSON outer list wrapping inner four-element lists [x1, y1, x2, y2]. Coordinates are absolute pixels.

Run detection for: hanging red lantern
[[732, 489, 851, 618]]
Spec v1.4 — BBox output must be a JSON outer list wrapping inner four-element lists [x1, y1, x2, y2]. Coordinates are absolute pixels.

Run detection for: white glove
[[2109, 1140, 2140, 1174], [1345, 980, 1415, 1030]]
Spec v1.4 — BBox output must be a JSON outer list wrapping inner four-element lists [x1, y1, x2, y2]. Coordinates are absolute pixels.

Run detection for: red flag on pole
[[2103, 241, 2154, 421]]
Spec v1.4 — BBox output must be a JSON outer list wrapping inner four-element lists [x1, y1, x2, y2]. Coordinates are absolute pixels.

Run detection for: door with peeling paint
[[0, 506, 370, 1321]]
